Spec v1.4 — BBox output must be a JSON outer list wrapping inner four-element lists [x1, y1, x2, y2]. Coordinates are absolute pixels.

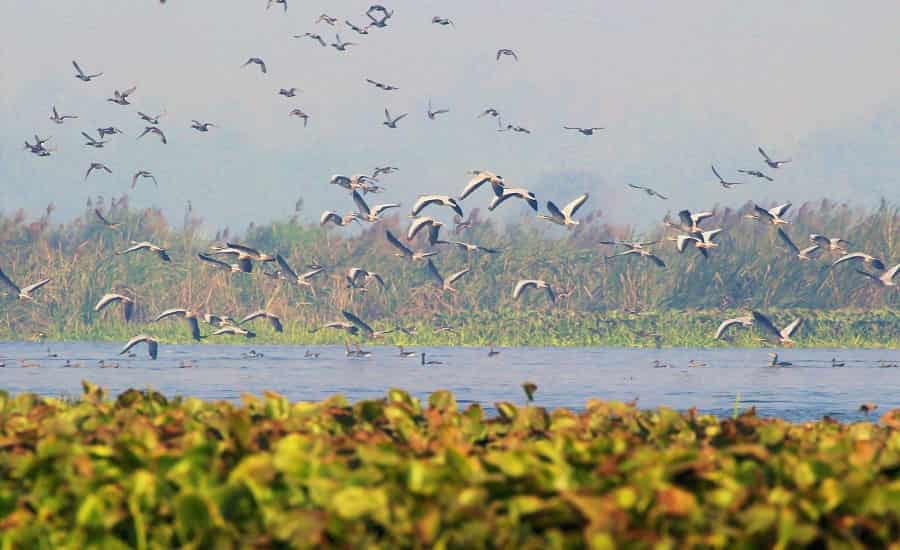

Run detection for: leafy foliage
[[3, 384, 900, 547]]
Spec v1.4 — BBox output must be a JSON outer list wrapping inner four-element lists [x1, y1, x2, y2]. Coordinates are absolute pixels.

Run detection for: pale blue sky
[[2, 1, 899, 232]]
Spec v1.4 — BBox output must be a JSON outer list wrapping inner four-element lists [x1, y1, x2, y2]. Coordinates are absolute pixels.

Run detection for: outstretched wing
[[563, 193, 589, 218], [513, 279, 538, 300], [715, 317, 750, 340], [758, 146, 772, 163], [711, 165, 724, 182], [0, 268, 22, 295], [351, 190, 370, 216], [781, 318, 803, 339], [342, 310, 374, 336], [776, 228, 800, 255], [751, 311, 782, 344], [425, 259, 444, 286], [385, 230, 412, 257], [276, 254, 299, 281]]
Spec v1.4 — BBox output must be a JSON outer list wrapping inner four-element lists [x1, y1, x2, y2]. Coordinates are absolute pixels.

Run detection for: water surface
[[1, 342, 898, 422]]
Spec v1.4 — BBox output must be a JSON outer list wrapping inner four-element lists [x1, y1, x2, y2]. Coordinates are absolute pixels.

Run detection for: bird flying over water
[[425, 259, 470, 292], [120, 335, 159, 360], [752, 311, 803, 346], [240, 310, 284, 332], [94, 293, 135, 322], [154, 308, 202, 341], [758, 147, 791, 168], [275, 254, 325, 288], [776, 228, 821, 261], [714, 316, 753, 340], [411, 195, 463, 217], [0, 267, 50, 300]]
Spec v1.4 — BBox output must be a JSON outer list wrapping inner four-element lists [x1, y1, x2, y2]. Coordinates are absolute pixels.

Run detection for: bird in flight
[[345, 20, 369, 35], [0, 267, 50, 300], [107, 86, 136, 105], [538, 194, 589, 229], [138, 126, 167, 144], [81, 131, 107, 148], [117, 241, 170, 262], [496, 49, 518, 62], [289, 108, 310, 127], [460, 170, 504, 201], [72, 60, 102, 82], [758, 147, 792, 168], [513, 279, 555, 303], [425, 259, 470, 292], [296, 33, 327, 47], [366, 5, 394, 27], [745, 203, 792, 226], [752, 311, 803, 346], [131, 170, 158, 189], [190, 120, 216, 132], [738, 169, 773, 182], [85, 162, 112, 181], [432, 16, 454, 27], [279, 87, 300, 97], [331, 34, 357, 51], [97, 126, 125, 138], [386, 230, 437, 261], [242, 57, 267, 74], [776, 228, 821, 261], [478, 108, 500, 118], [49, 105, 77, 124], [120, 335, 159, 360], [855, 263, 900, 288], [352, 190, 400, 222], [266, 0, 287, 12], [711, 165, 745, 189], [427, 99, 450, 120], [628, 184, 667, 200], [138, 111, 165, 124], [366, 78, 399, 91], [383, 109, 408, 128], [564, 126, 604, 136], [94, 209, 120, 228]]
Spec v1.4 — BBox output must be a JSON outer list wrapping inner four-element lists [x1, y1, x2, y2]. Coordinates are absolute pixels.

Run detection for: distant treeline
[[0, 196, 896, 342]]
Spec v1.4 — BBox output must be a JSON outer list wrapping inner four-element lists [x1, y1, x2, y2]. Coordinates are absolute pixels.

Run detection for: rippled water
[[1, 341, 898, 422]]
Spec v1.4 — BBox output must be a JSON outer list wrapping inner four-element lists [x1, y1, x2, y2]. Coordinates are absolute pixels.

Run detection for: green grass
[[4, 383, 900, 548]]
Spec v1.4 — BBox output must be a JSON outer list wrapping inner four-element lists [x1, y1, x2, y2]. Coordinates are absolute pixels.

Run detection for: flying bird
[[345, 20, 369, 35], [386, 230, 437, 261], [425, 259, 470, 292], [138, 111, 165, 124], [275, 254, 325, 288], [289, 108, 310, 127], [758, 147, 792, 168], [432, 16, 454, 27], [138, 126, 167, 144], [854, 263, 900, 288], [444, 241, 499, 254], [197, 252, 242, 273], [460, 170, 504, 200], [131, 171, 158, 189], [242, 57, 267, 73], [537, 193, 589, 228], [81, 132, 107, 148], [279, 87, 300, 97], [407, 217, 443, 244], [211, 326, 256, 338], [372, 165, 399, 178], [478, 108, 500, 118], [832, 252, 886, 272], [0, 267, 50, 300], [496, 49, 518, 62], [711, 165, 746, 189], [752, 311, 803, 346], [154, 308, 202, 341], [714, 316, 753, 340], [239, 310, 284, 332], [810, 234, 850, 252], [411, 195, 463, 217], [85, 162, 112, 180], [320, 211, 359, 227], [745, 203, 792, 226], [513, 279, 555, 303], [296, 33, 327, 47], [564, 126, 604, 136], [366, 78, 398, 91], [383, 108, 408, 128], [116, 241, 170, 262], [331, 34, 357, 51], [49, 105, 77, 124], [427, 99, 450, 119], [316, 14, 337, 25], [94, 293, 135, 322], [488, 187, 538, 212], [610, 247, 666, 268], [352, 190, 400, 222], [776, 228, 821, 261], [738, 169, 774, 182], [94, 209, 120, 228], [266, 0, 287, 12], [72, 60, 103, 82], [190, 120, 216, 132], [120, 335, 159, 360], [366, 5, 393, 27], [107, 86, 136, 105], [628, 184, 668, 200], [346, 268, 385, 290]]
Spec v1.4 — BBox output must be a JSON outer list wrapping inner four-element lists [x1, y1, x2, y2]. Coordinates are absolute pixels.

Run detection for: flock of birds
[[7, 3, 899, 366]]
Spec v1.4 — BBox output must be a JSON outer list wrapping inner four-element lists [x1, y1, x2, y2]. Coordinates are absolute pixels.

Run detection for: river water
[[1, 342, 898, 422]]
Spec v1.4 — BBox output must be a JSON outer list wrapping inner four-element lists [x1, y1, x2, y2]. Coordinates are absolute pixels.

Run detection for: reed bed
[[0, 197, 897, 347]]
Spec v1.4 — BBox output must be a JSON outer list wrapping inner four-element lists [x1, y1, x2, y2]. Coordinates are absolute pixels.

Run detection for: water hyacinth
[[3, 383, 900, 547]]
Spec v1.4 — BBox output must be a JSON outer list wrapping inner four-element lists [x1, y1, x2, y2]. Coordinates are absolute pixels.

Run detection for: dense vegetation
[[0, 197, 897, 346], [3, 383, 900, 547]]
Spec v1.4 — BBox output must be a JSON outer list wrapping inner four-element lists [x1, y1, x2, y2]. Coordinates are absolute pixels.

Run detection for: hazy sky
[[2, 1, 899, 233]]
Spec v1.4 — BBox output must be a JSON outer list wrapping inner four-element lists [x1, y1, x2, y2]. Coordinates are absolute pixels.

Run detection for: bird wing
[[647, 254, 666, 268], [94, 293, 125, 312], [81, 131, 96, 143], [751, 311, 782, 344], [459, 175, 489, 200], [0, 268, 21, 295], [781, 318, 803, 339], [715, 317, 749, 340], [371, 203, 400, 217], [154, 308, 188, 322], [239, 310, 266, 324], [118, 242, 148, 255], [320, 211, 343, 226], [758, 147, 772, 163], [883, 263, 900, 282], [94, 209, 114, 225], [72, 60, 85, 76], [120, 335, 156, 356], [677, 210, 693, 230], [753, 204, 775, 222], [628, 184, 646, 191], [446, 268, 470, 287], [384, 230, 411, 257], [342, 310, 374, 336], [544, 201, 565, 223], [676, 235, 698, 253], [711, 165, 724, 182], [198, 253, 233, 270], [776, 228, 800, 255], [425, 259, 444, 286], [832, 252, 867, 268], [299, 267, 325, 281], [276, 254, 299, 281], [351, 190, 371, 216], [407, 217, 434, 240], [513, 280, 539, 300], [809, 234, 829, 247], [562, 193, 589, 218], [770, 203, 792, 218]]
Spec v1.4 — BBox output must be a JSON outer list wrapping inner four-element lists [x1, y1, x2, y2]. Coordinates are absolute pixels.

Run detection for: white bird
[[777, 228, 821, 261], [0, 268, 50, 300], [116, 241, 170, 262], [714, 316, 753, 340], [810, 234, 850, 252], [107, 86, 136, 105], [407, 217, 443, 244], [460, 170, 504, 201], [212, 326, 256, 338], [138, 126, 167, 144], [855, 263, 900, 288], [425, 259, 470, 292], [94, 293, 135, 322], [72, 60, 102, 82], [758, 147, 791, 168], [674, 229, 722, 259], [242, 57, 267, 73], [49, 105, 77, 124], [85, 162, 112, 181], [411, 195, 463, 217], [513, 279, 555, 303], [320, 211, 359, 227], [275, 255, 325, 288], [488, 187, 538, 212], [669, 209, 714, 233], [352, 190, 400, 222], [383, 108, 408, 128], [611, 248, 666, 268], [347, 268, 385, 290], [386, 230, 437, 261], [154, 308, 202, 341], [831, 252, 886, 271], [752, 311, 803, 346], [239, 310, 283, 332], [537, 194, 588, 228], [120, 335, 159, 360], [496, 49, 518, 62], [131, 171, 158, 189], [744, 203, 791, 226]]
